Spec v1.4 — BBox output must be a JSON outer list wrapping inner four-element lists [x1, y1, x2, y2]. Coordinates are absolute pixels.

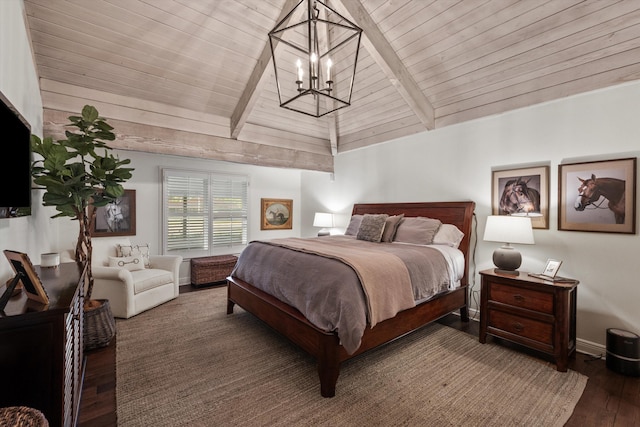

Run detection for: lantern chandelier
[[268, 0, 362, 118]]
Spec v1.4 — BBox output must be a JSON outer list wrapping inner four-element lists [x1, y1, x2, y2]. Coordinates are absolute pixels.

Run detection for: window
[[162, 169, 248, 258]]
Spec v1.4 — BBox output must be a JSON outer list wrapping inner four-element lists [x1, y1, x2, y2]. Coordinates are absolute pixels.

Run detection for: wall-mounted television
[[0, 93, 32, 218]]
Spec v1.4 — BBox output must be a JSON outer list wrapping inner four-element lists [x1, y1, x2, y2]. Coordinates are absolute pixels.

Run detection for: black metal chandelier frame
[[268, 0, 362, 118]]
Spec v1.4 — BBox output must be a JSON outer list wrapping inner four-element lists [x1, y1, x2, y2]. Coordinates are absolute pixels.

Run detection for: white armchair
[[89, 237, 182, 319]]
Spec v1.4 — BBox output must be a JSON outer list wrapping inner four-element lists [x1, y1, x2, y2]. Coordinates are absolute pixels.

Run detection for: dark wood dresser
[[0, 262, 86, 427], [479, 268, 579, 371]]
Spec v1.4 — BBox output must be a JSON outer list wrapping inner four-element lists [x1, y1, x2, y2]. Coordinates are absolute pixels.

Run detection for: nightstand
[[479, 269, 579, 372]]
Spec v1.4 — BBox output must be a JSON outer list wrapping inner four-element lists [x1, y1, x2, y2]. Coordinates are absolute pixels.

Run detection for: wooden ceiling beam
[[332, 0, 435, 130], [230, 0, 301, 139]]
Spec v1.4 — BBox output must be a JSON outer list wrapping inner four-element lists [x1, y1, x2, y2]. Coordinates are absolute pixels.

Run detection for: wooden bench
[[190, 255, 238, 287]]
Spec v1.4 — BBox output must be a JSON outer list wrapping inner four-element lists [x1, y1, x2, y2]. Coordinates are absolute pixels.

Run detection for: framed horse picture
[[492, 165, 549, 229], [559, 158, 636, 234], [261, 198, 292, 230], [90, 189, 137, 237]]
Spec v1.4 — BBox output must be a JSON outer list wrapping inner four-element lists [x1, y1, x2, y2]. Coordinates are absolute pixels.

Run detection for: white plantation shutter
[[163, 169, 248, 257], [211, 175, 248, 249]]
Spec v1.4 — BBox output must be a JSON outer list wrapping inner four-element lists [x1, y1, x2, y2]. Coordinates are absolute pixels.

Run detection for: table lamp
[[313, 212, 333, 236], [483, 215, 534, 274]]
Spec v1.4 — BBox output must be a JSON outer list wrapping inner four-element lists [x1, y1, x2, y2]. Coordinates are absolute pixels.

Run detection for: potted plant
[[31, 105, 134, 349]]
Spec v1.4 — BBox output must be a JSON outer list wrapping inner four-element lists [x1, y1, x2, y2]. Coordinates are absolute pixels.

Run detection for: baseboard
[[576, 337, 606, 358]]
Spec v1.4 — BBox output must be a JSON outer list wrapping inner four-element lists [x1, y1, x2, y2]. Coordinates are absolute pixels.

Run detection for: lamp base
[[493, 268, 520, 276], [317, 230, 330, 236], [492, 245, 522, 273]]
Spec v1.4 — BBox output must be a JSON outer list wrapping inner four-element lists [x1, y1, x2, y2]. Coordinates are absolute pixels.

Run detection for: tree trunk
[[75, 206, 95, 304]]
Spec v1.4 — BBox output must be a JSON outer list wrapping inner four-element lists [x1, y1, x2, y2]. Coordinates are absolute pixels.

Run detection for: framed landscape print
[[559, 157, 636, 233], [90, 189, 137, 237], [261, 198, 292, 230], [492, 165, 549, 229]]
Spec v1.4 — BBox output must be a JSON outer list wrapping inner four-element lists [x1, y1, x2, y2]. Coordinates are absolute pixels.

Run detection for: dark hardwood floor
[[79, 285, 640, 426]]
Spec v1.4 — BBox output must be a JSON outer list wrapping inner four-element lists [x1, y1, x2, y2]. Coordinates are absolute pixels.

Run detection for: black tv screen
[[0, 94, 32, 218]]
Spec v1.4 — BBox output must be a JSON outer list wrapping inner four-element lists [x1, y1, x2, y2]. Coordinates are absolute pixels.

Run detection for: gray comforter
[[230, 235, 454, 354]]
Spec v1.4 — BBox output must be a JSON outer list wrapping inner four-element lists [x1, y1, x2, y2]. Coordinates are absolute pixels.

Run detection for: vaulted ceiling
[[23, 0, 640, 172]]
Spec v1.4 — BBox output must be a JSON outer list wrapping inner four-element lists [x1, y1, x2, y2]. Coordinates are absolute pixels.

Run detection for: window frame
[[162, 168, 249, 258]]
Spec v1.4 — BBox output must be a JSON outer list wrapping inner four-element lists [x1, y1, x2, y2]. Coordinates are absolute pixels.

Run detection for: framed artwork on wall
[[90, 189, 137, 237], [492, 165, 549, 229], [261, 198, 292, 230], [559, 157, 636, 234]]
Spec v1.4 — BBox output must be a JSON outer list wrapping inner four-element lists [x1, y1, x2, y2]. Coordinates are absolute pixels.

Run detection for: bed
[[226, 201, 476, 397]]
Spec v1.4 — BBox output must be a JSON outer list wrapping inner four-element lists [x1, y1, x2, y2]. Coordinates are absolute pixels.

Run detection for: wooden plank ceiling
[[23, 0, 640, 172]]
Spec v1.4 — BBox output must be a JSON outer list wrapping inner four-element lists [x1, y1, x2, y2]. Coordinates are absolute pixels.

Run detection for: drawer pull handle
[[513, 294, 525, 302], [513, 322, 524, 332]]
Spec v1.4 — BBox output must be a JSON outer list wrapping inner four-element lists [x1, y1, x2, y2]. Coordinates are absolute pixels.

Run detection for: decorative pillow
[[117, 243, 150, 268], [345, 214, 363, 236], [433, 224, 465, 248], [356, 214, 389, 242], [381, 214, 405, 243], [108, 255, 145, 272], [393, 217, 442, 245]]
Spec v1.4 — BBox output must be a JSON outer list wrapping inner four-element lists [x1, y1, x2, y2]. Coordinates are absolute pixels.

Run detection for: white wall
[[51, 150, 301, 285], [0, 0, 48, 281], [302, 81, 640, 353]]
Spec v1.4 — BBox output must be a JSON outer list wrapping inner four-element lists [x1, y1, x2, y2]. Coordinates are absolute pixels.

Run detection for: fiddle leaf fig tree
[[31, 105, 134, 305]]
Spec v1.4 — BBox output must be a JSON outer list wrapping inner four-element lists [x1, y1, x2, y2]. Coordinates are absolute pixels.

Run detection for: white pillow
[[117, 243, 150, 268], [432, 224, 465, 248], [109, 254, 145, 271]]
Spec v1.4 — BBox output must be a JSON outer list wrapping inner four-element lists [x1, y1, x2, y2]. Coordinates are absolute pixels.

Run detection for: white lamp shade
[[313, 212, 334, 228], [483, 215, 534, 245]]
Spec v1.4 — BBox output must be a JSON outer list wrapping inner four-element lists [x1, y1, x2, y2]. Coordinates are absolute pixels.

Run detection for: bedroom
[[1, 0, 639, 425]]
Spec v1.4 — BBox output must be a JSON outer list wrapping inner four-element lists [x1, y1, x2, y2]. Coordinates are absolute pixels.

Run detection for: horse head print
[[575, 174, 626, 224], [499, 177, 541, 215], [104, 198, 125, 232]]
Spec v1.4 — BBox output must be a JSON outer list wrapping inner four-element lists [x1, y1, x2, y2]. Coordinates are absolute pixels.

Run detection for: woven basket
[[0, 406, 49, 426], [191, 255, 238, 287], [84, 299, 116, 351]]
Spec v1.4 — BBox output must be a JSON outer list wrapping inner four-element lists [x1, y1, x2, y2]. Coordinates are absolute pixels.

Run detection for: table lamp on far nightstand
[[313, 212, 334, 236], [483, 215, 534, 274]]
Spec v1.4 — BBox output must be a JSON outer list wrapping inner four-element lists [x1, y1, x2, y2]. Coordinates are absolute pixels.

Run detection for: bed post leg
[[227, 299, 235, 314], [318, 339, 340, 398], [460, 306, 469, 322]]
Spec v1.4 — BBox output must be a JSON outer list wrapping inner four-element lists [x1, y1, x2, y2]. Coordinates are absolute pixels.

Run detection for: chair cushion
[[130, 269, 174, 294]]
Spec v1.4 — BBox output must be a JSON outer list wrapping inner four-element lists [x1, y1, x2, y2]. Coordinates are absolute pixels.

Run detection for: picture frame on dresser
[[558, 157, 636, 234], [492, 165, 549, 229], [3, 249, 49, 304]]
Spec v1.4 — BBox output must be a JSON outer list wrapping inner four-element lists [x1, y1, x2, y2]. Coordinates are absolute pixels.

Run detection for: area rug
[[116, 287, 587, 426]]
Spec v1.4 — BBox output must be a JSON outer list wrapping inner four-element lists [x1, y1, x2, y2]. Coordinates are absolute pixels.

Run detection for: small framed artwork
[[3, 250, 49, 304], [559, 157, 636, 233], [261, 198, 292, 230], [90, 189, 137, 237], [543, 259, 562, 278], [492, 165, 549, 229]]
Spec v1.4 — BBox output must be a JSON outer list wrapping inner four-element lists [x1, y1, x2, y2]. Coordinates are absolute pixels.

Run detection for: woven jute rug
[[116, 287, 587, 426]]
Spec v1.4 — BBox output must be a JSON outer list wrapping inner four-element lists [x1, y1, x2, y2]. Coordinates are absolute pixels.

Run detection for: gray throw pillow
[[393, 217, 442, 245], [381, 214, 405, 242], [356, 214, 389, 242], [345, 214, 363, 236]]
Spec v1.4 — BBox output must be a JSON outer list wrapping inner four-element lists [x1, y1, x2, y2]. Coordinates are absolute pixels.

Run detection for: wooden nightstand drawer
[[490, 282, 553, 314], [479, 269, 579, 372], [488, 310, 553, 346]]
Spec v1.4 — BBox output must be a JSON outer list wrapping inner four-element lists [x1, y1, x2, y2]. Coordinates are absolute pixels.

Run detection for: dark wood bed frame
[[226, 201, 476, 397]]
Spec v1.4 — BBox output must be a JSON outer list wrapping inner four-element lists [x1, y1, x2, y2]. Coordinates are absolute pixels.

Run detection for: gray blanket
[[231, 235, 452, 354]]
